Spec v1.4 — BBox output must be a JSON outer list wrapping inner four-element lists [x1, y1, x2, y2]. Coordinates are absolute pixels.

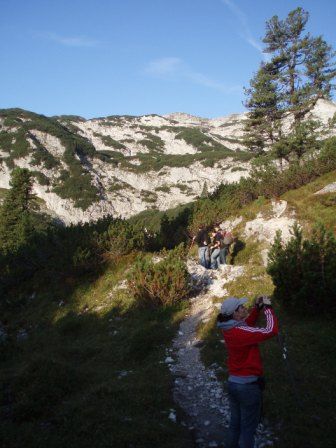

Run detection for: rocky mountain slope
[[0, 99, 335, 224]]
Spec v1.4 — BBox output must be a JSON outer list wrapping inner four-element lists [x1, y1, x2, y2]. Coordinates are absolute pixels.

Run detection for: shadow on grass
[[0, 290, 194, 448], [229, 239, 246, 265]]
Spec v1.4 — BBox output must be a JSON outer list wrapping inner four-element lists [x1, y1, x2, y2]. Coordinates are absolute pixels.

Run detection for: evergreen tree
[[306, 36, 336, 100], [244, 62, 283, 153], [262, 7, 312, 123], [244, 7, 336, 154], [200, 181, 209, 198], [267, 223, 336, 314], [0, 168, 34, 254]]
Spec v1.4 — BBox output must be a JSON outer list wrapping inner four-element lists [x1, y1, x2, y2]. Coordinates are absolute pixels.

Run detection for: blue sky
[[1, 0, 336, 118]]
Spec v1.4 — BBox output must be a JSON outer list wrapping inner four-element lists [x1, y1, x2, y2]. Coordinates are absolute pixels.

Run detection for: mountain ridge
[[0, 99, 335, 224]]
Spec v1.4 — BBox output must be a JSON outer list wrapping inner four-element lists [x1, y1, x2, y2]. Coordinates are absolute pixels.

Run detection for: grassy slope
[[0, 255, 193, 448], [198, 170, 336, 448], [0, 188, 8, 200], [282, 169, 336, 231]]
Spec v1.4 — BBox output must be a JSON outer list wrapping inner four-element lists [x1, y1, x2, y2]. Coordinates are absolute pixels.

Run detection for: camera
[[256, 295, 272, 309]]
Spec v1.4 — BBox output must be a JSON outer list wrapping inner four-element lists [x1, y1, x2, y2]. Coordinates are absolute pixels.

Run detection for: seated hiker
[[193, 224, 210, 268], [214, 224, 226, 266], [221, 228, 234, 265], [210, 229, 221, 269]]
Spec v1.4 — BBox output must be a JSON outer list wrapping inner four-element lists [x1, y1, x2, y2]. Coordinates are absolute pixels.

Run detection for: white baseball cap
[[221, 297, 248, 316]]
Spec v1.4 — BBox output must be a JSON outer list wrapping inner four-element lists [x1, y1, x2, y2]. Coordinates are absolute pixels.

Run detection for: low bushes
[[127, 245, 190, 307], [98, 219, 145, 256], [267, 222, 336, 315], [190, 137, 336, 231]]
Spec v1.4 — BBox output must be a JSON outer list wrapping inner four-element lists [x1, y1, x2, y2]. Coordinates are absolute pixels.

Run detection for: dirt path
[[168, 260, 275, 448]]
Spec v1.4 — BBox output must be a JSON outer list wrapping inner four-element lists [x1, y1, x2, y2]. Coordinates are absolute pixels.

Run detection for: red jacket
[[220, 307, 278, 377]]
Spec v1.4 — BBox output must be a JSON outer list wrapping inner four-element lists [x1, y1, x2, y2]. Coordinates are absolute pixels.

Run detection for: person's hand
[[255, 296, 272, 310], [262, 296, 272, 307], [255, 296, 264, 310]]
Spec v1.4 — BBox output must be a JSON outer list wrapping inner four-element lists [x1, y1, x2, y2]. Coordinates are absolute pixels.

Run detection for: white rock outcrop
[[0, 98, 335, 224]]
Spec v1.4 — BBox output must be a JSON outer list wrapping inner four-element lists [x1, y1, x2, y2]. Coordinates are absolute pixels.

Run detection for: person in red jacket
[[217, 296, 278, 448]]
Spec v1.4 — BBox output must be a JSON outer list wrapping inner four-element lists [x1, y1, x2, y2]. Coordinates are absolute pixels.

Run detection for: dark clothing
[[214, 231, 223, 244], [194, 229, 210, 248]]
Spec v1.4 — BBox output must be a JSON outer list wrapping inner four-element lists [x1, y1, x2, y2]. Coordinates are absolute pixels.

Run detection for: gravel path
[[168, 260, 276, 448]]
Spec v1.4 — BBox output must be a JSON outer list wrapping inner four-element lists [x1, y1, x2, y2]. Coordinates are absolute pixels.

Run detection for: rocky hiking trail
[[166, 260, 275, 448]]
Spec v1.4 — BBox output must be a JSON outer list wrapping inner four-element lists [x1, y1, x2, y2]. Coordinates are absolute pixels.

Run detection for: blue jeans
[[210, 248, 221, 269], [220, 246, 228, 264], [198, 247, 209, 268], [226, 382, 262, 448]]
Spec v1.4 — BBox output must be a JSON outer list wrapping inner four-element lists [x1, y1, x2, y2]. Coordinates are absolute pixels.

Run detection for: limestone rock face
[[0, 99, 334, 224]]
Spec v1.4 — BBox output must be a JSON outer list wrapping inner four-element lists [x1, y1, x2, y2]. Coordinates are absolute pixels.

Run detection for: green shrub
[[127, 245, 190, 307], [53, 170, 99, 210], [175, 128, 213, 147], [72, 246, 94, 272], [9, 130, 31, 159], [0, 131, 13, 150], [141, 190, 157, 203], [99, 219, 145, 256], [267, 223, 336, 314], [158, 210, 192, 249], [189, 139, 336, 231], [31, 171, 50, 186], [139, 133, 164, 152], [174, 183, 193, 194], [99, 134, 126, 150], [231, 166, 248, 172], [155, 185, 171, 193]]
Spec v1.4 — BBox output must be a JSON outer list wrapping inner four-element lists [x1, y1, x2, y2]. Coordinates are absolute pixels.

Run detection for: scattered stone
[[168, 410, 176, 423], [0, 323, 8, 343], [170, 258, 275, 447], [121, 416, 133, 422], [109, 330, 119, 336], [165, 356, 174, 363], [314, 182, 336, 194], [16, 329, 28, 341], [117, 370, 131, 379]]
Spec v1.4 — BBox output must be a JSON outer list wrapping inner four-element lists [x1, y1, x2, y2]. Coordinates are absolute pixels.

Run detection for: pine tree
[[306, 36, 336, 100], [243, 62, 283, 153], [0, 168, 34, 254], [262, 7, 312, 123], [244, 7, 336, 156], [200, 181, 209, 198]]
